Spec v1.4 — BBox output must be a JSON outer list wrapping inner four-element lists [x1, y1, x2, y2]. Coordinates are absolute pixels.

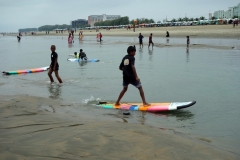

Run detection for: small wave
[[82, 95, 101, 104]]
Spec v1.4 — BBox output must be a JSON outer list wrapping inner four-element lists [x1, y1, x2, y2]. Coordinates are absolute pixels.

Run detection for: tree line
[[19, 28, 38, 32], [38, 24, 71, 31]]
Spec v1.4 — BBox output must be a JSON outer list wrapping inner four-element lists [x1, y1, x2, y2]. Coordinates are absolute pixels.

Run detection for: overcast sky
[[0, 0, 239, 32]]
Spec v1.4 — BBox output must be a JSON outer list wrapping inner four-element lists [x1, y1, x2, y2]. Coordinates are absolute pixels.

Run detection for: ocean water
[[0, 35, 240, 154]]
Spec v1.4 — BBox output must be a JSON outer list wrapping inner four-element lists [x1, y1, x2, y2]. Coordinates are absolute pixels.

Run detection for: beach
[[0, 94, 238, 160], [1, 25, 240, 159], [7, 24, 240, 39]]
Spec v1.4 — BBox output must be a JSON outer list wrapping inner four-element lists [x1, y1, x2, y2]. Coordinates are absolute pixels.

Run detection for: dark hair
[[127, 45, 136, 54], [186, 36, 189, 38], [80, 49, 83, 52]]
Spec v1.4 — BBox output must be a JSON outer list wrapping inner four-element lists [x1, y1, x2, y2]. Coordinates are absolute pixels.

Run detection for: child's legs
[[115, 86, 128, 105], [54, 70, 63, 83], [48, 68, 54, 82], [138, 86, 147, 104]]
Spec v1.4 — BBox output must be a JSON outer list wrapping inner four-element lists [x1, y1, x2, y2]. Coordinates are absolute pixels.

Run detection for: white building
[[214, 10, 225, 19], [88, 14, 121, 26], [213, 3, 240, 19]]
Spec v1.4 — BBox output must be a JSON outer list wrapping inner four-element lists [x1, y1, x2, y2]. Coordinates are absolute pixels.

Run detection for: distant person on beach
[[96, 33, 100, 42], [80, 31, 84, 41], [71, 30, 74, 38], [186, 36, 190, 50], [148, 33, 154, 49], [115, 45, 150, 106], [17, 36, 21, 42], [48, 45, 63, 84], [138, 33, 144, 48], [68, 33, 72, 43], [99, 32, 102, 42], [79, 49, 87, 60], [166, 31, 170, 37]]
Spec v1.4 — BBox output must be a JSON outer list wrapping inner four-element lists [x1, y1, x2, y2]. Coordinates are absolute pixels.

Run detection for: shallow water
[[0, 35, 240, 154]]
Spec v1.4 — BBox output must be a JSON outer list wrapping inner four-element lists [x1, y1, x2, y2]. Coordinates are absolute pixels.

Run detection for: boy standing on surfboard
[[48, 45, 63, 84], [115, 45, 150, 106]]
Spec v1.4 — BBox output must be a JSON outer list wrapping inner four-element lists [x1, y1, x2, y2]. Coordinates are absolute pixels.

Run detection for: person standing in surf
[[186, 36, 190, 50], [115, 45, 150, 106], [48, 45, 63, 84], [68, 33, 72, 43], [148, 33, 154, 49], [99, 32, 102, 43], [138, 33, 144, 48]]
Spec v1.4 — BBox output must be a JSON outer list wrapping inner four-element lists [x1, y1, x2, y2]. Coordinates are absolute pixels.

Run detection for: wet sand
[[0, 95, 239, 159]]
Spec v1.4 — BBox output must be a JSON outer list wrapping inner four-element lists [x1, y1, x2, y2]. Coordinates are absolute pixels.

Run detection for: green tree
[[171, 18, 176, 22], [178, 18, 183, 21], [195, 18, 199, 21], [200, 16, 205, 20], [211, 16, 216, 20]]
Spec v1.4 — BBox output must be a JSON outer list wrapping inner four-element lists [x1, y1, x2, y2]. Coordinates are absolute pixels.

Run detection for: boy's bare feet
[[143, 103, 151, 106]]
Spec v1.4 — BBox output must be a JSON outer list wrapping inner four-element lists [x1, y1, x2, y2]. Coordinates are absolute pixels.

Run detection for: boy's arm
[[54, 57, 58, 70], [131, 65, 140, 81], [119, 61, 123, 70]]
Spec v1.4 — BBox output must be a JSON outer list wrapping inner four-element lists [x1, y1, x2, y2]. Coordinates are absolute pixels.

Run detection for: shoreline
[[0, 94, 239, 159], [3, 25, 240, 39]]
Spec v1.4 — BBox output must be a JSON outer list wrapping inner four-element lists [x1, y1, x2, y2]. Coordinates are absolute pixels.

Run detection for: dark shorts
[[50, 65, 59, 71], [139, 41, 143, 44], [123, 80, 141, 88]]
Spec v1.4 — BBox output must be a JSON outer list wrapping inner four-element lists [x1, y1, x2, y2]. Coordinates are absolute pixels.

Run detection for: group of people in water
[[68, 30, 84, 43], [138, 31, 190, 50]]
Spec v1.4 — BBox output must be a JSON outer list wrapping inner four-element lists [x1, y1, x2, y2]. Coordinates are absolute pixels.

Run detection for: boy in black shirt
[[48, 45, 63, 84], [115, 45, 150, 106], [79, 49, 87, 60], [138, 33, 144, 48]]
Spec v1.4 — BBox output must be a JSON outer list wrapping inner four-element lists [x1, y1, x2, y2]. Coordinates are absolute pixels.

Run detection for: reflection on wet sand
[[155, 110, 194, 121], [68, 43, 72, 48], [48, 84, 62, 99], [137, 109, 194, 125], [166, 38, 169, 43], [138, 48, 143, 60], [186, 49, 189, 62], [78, 61, 88, 67], [148, 48, 153, 61]]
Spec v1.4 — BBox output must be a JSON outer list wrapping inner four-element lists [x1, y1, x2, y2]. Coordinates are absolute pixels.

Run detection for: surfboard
[[95, 101, 196, 112], [2, 66, 49, 75], [67, 58, 99, 62]]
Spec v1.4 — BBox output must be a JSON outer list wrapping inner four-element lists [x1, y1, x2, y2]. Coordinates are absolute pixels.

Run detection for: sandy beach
[[0, 95, 239, 159], [5, 25, 240, 50], [7, 24, 240, 39]]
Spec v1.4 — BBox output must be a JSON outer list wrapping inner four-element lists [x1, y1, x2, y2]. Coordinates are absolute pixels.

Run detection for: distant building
[[213, 3, 240, 19], [214, 10, 225, 19], [71, 19, 88, 29], [88, 14, 121, 26]]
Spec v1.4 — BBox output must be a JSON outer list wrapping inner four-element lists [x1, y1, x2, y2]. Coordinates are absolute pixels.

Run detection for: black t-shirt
[[138, 35, 144, 42], [119, 55, 135, 82], [79, 52, 86, 58], [51, 52, 59, 66]]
